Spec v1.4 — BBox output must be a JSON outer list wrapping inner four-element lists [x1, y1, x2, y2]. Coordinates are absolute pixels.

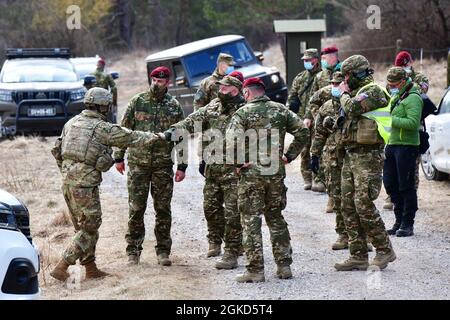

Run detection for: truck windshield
[[2, 59, 79, 83], [184, 40, 254, 80]]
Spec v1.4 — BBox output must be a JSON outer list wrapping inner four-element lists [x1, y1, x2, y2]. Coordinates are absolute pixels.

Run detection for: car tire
[[421, 150, 449, 181]]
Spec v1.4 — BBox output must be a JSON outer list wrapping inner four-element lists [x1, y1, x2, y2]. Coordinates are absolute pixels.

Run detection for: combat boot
[[303, 175, 312, 190], [236, 271, 265, 283], [370, 249, 396, 270], [238, 245, 244, 256], [325, 197, 334, 213], [215, 251, 238, 270], [85, 261, 111, 279], [387, 222, 401, 235], [207, 243, 221, 257], [312, 181, 326, 193], [157, 253, 172, 266], [334, 257, 369, 271], [276, 265, 292, 279], [383, 196, 394, 210], [50, 259, 70, 282], [332, 234, 348, 250], [396, 226, 414, 237], [127, 254, 140, 266]]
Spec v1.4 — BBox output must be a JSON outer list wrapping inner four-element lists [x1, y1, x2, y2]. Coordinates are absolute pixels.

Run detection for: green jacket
[[113, 90, 185, 169], [193, 69, 224, 111], [286, 64, 321, 117], [388, 82, 423, 146], [226, 96, 309, 177]]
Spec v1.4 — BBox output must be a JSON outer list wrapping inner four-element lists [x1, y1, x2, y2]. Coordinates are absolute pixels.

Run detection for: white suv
[[0, 189, 40, 300], [421, 87, 450, 180]]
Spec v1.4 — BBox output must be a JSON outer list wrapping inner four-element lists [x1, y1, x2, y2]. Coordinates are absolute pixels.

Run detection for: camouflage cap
[[301, 48, 319, 60], [387, 66, 407, 83], [217, 53, 235, 66], [84, 87, 112, 106], [217, 75, 242, 90], [341, 55, 370, 74], [329, 71, 345, 84]]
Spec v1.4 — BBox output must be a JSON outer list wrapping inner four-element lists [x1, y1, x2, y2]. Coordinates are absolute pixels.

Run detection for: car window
[[183, 40, 254, 80], [173, 61, 185, 79], [2, 59, 78, 83], [439, 91, 450, 114]]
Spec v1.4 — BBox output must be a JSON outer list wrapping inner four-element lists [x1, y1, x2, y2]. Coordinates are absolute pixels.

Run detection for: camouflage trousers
[[125, 164, 173, 256], [238, 175, 292, 273], [203, 171, 242, 255], [301, 127, 325, 185], [62, 185, 102, 265], [323, 147, 346, 236], [341, 147, 391, 259]]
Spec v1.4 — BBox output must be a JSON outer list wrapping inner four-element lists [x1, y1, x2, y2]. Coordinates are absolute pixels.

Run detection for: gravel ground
[[91, 145, 450, 300]]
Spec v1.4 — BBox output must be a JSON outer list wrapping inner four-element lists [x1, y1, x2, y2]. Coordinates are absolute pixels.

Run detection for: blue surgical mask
[[403, 66, 412, 74], [331, 86, 341, 98], [389, 88, 399, 96], [225, 66, 234, 75], [304, 61, 313, 70], [321, 60, 329, 69]]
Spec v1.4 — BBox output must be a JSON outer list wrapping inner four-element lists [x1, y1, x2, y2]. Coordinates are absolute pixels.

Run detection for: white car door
[[426, 90, 450, 172]]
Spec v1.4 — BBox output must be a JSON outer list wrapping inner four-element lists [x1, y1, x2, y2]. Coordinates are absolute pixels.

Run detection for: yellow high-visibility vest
[[357, 83, 392, 144]]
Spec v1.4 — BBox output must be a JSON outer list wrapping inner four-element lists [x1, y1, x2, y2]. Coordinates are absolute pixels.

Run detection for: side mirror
[[110, 72, 119, 80], [254, 51, 264, 62], [84, 75, 96, 86], [176, 76, 187, 86]]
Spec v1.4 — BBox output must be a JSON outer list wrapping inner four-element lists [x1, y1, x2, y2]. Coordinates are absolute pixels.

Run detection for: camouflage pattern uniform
[[226, 96, 309, 273], [286, 49, 321, 186], [52, 89, 159, 267], [113, 89, 185, 258], [171, 77, 245, 256], [310, 74, 346, 238], [93, 68, 117, 106], [338, 56, 393, 263], [193, 53, 235, 111]]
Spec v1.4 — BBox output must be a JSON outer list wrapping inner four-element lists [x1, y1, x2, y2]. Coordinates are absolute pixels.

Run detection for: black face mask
[[218, 92, 237, 104], [347, 74, 361, 90], [97, 105, 110, 117]]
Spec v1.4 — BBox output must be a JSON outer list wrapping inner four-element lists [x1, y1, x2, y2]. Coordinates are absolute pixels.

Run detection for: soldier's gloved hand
[[310, 155, 320, 174], [199, 160, 206, 177], [323, 116, 335, 130]]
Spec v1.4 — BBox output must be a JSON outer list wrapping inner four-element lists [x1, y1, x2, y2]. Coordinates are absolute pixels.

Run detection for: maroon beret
[[395, 51, 412, 67], [229, 71, 244, 83], [321, 45, 339, 55], [150, 66, 171, 79], [243, 77, 265, 89]]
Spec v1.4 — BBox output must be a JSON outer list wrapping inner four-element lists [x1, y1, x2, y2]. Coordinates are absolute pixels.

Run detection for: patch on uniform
[[356, 93, 368, 102], [194, 90, 205, 102]]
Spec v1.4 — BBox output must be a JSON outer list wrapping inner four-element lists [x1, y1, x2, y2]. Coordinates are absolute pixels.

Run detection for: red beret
[[321, 45, 338, 55], [98, 57, 106, 65], [395, 51, 412, 67], [150, 66, 171, 79], [229, 71, 244, 83], [243, 77, 265, 89]]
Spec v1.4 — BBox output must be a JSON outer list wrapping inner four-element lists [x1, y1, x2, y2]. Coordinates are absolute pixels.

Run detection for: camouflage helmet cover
[[341, 55, 370, 75], [84, 87, 112, 106]]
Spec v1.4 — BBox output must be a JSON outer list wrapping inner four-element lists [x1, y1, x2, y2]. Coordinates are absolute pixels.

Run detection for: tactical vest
[[61, 115, 114, 172]]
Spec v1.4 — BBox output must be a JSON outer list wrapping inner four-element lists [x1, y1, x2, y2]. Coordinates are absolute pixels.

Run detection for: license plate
[[28, 106, 56, 117]]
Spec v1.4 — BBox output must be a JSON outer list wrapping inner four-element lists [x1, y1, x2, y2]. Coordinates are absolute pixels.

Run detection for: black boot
[[387, 222, 401, 235], [396, 225, 414, 237]]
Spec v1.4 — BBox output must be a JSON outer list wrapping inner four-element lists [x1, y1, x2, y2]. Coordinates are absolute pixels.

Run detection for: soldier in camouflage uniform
[[383, 51, 430, 210], [113, 67, 186, 266], [305, 46, 342, 193], [286, 48, 321, 190], [50, 88, 160, 282], [193, 53, 235, 111], [310, 72, 348, 248], [165, 75, 245, 268], [226, 77, 310, 282], [334, 55, 396, 271], [94, 57, 117, 107]]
